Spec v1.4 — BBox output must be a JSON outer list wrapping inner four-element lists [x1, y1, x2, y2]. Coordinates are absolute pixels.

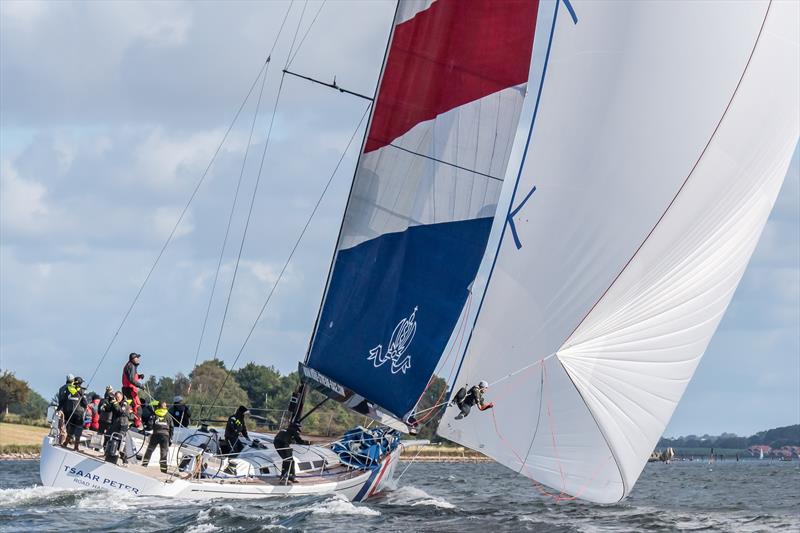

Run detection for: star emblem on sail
[[367, 307, 417, 375]]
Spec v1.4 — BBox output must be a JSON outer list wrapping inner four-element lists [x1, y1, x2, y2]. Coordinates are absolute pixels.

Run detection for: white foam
[[196, 504, 236, 522], [309, 494, 381, 517], [185, 525, 221, 533], [382, 485, 456, 509], [0, 485, 74, 506]]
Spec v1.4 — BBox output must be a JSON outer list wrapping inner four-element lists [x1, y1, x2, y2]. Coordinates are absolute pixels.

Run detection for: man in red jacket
[[122, 352, 145, 428]]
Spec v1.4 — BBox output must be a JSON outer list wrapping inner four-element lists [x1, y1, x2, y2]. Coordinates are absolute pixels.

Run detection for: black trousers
[[143, 432, 170, 473], [220, 437, 244, 457], [276, 444, 295, 480]]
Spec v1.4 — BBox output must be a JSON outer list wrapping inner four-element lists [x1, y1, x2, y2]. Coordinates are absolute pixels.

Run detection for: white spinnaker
[[438, 0, 799, 504]]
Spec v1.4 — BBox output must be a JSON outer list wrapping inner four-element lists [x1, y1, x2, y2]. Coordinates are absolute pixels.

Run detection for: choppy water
[[1, 459, 798, 532]]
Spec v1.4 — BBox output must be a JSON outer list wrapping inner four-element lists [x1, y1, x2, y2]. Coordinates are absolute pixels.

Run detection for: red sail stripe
[[365, 0, 539, 153]]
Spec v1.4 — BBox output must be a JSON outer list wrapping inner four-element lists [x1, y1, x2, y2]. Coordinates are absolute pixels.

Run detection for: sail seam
[[558, 0, 773, 352], [386, 142, 504, 182]]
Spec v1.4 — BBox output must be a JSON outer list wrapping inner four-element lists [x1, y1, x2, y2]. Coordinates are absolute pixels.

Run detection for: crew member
[[106, 391, 134, 465], [274, 421, 309, 483], [98, 386, 115, 446], [170, 395, 192, 427], [59, 377, 88, 451], [142, 401, 174, 473], [220, 405, 250, 457], [85, 393, 101, 431], [141, 399, 158, 431], [453, 380, 493, 420], [121, 352, 145, 428], [55, 374, 74, 445]]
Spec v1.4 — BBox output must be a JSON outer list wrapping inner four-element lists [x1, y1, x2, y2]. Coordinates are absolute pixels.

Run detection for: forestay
[[304, 0, 540, 425], [438, 0, 799, 503]]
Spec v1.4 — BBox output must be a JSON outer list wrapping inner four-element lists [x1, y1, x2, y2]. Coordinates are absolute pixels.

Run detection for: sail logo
[[367, 307, 417, 375]]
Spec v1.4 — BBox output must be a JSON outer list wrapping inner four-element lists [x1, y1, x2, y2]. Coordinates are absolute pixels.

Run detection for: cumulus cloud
[[0, 159, 50, 234]]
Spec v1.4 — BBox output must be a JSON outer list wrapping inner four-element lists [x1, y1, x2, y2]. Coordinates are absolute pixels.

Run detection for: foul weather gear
[[170, 400, 192, 428], [122, 359, 144, 428], [220, 406, 249, 457], [274, 422, 309, 482], [142, 407, 173, 473]]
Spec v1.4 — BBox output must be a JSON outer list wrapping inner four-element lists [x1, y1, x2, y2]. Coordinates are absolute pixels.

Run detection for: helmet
[[173, 395, 183, 404], [478, 380, 489, 389], [66, 374, 75, 382]]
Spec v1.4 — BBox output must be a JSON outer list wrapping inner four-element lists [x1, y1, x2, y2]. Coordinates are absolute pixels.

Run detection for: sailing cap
[[129, 352, 141, 361], [174, 395, 183, 403], [66, 374, 75, 382]]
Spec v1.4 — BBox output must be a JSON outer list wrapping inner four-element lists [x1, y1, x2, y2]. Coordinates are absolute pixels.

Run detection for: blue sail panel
[[306, 217, 492, 419]]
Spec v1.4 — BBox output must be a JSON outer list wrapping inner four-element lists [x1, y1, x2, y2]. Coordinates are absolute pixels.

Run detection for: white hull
[[39, 435, 401, 502]]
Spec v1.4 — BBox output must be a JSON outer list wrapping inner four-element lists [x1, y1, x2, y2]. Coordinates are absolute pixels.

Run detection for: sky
[[1, 0, 798, 438]]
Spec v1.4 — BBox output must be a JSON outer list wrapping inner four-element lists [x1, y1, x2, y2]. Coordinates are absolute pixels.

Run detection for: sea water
[[0, 459, 797, 532]]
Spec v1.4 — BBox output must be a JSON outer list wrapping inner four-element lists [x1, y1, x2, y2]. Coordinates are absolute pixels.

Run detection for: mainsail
[[303, 0, 539, 426], [438, 0, 799, 503]]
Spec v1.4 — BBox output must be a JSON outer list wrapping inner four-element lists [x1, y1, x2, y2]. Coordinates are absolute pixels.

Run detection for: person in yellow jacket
[[142, 401, 174, 473]]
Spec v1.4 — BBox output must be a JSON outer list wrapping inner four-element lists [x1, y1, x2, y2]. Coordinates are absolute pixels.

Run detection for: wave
[[380, 484, 456, 510], [307, 494, 380, 517], [0, 485, 82, 507]]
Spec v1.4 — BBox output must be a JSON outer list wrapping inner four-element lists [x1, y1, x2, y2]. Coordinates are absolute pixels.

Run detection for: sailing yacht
[[39, 0, 798, 504], [39, 0, 537, 500]]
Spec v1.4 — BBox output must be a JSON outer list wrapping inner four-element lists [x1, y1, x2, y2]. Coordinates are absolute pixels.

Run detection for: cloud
[[0, 159, 50, 234]]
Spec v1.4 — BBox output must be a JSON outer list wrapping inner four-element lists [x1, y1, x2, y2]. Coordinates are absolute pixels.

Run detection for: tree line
[[658, 424, 800, 450], [0, 360, 447, 440]]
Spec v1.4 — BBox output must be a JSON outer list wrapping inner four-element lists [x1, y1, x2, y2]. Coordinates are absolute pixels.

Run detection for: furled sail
[[438, 0, 799, 503], [303, 0, 539, 427]]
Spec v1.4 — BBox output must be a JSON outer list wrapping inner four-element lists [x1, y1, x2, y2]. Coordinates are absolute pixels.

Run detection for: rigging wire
[[207, 0, 301, 372], [286, 0, 327, 69], [192, 1, 296, 374], [78, 57, 274, 394], [285, 0, 309, 68], [193, 60, 270, 373], [208, 59, 272, 365], [202, 102, 373, 419]]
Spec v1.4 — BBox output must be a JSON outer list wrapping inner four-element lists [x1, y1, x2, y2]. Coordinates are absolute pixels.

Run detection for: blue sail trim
[[306, 217, 493, 419]]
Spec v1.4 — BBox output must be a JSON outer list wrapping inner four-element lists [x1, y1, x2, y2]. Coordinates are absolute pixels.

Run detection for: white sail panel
[[438, 0, 798, 503], [559, 1, 800, 494], [340, 86, 522, 249]]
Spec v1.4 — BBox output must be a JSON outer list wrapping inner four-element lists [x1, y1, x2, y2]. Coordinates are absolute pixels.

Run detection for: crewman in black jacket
[[274, 421, 309, 483], [170, 395, 192, 427], [220, 405, 250, 457], [59, 377, 88, 451], [142, 401, 174, 473], [105, 391, 134, 465], [97, 386, 115, 445]]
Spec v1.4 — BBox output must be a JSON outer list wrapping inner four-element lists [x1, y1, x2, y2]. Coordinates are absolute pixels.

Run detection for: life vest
[[152, 408, 170, 433]]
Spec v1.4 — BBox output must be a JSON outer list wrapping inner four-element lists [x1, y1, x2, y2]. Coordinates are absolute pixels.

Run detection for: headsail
[[304, 0, 539, 426], [438, 0, 799, 503]]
